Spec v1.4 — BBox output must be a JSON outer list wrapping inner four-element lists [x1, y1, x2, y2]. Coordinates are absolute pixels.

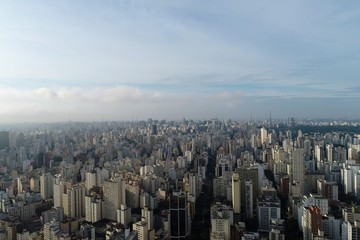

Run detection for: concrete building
[[232, 172, 241, 214], [290, 148, 305, 195], [80, 222, 96, 240], [341, 163, 360, 195], [53, 175, 65, 208], [85, 171, 100, 191], [302, 206, 322, 240], [103, 176, 125, 222], [40, 173, 54, 200], [169, 191, 191, 239], [133, 221, 148, 240], [245, 181, 253, 218], [0, 131, 9, 150], [237, 166, 259, 214], [63, 184, 85, 219], [43, 220, 60, 240], [260, 127, 268, 146], [126, 182, 140, 209], [323, 215, 341, 240], [317, 180, 338, 201], [342, 221, 360, 240], [216, 156, 233, 178], [210, 202, 233, 240], [85, 195, 103, 223], [258, 195, 281, 232], [141, 207, 154, 231], [213, 174, 232, 201], [42, 207, 64, 224], [269, 219, 285, 240]]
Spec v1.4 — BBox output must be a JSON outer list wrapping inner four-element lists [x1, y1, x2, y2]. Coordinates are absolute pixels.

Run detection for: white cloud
[[0, 85, 249, 122], [0, 1, 360, 121], [36, 87, 57, 99]]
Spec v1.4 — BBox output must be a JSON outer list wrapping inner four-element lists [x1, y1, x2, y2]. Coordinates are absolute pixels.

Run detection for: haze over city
[[1, 1, 360, 122]]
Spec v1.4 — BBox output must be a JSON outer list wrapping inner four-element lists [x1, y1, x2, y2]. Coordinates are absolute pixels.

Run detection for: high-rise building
[[323, 215, 341, 240], [318, 180, 338, 201], [30, 177, 40, 193], [304, 139, 311, 157], [261, 127, 268, 146], [16, 230, 29, 240], [290, 148, 305, 195], [215, 155, 233, 178], [120, 204, 131, 226], [237, 166, 259, 214], [287, 117, 295, 128], [245, 181, 253, 218], [326, 144, 333, 162], [126, 181, 140, 208], [302, 206, 322, 240], [85, 171, 100, 191], [213, 174, 232, 201], [298, 194, 328, 221], [342, 221, 360, 240], [133, 221, 148, 240], [342, 163, 360, 195], [40, 173, 54, 200], [269, 219, 285, 240], [43, 220, 60, 240], [85, 195, 103, 223], [103, 176, 125, 222], [232, 172, 241, 214], [258, 195, 281, 232], [315, 145, 324, 170], [169, 191, 191, 239], [63, 184, 85, 219], [0, 131, 9, 150], [210, 202, 233, 240], [53, 176, 65, 208], [151, 124, 158, 135], [42, 207, 64, 224], [80, 223, 95, 240], [141, 207, 154, 231]]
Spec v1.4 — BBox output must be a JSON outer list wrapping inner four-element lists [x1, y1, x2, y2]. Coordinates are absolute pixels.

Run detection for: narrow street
[[191, 150, 216, 239]]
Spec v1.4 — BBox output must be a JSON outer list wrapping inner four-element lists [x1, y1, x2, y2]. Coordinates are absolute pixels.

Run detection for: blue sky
[[0, 1, 360, 122]]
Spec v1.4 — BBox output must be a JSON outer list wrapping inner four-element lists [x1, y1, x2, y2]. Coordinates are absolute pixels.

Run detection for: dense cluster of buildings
[[0, 118, 359, 239]]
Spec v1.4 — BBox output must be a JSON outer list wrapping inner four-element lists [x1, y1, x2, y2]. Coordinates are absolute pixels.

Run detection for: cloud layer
[[0, 1, 360, 122]]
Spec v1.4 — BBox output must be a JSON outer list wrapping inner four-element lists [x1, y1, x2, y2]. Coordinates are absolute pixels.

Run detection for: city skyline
[[1, 1, 360, 122]]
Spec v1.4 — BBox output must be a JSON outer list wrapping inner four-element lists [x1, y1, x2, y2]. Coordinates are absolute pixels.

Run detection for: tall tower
[[315, 145, 324, 171], [43, 220, 60, 240], [245, 181, 253, 218], [63, 184, 85, 219], [0, 131, 9, 150], [302, 206, 322, 240], [210, 203, 232, 240], [326, 144, 333, 162], [103, 176, 125, 222], [53, 175, 64, 208], [133, 221, 148, 240], [40, 173, 54, 200], [261, 127, 268, 146], [151, 124, 158, 135], [291, 148, 305, 195], [232, 172, 241, 214], [85, 171, 98, 191], [141, 207, 154, 231], [85, 195, 103, 223], [237, 166, 259, 214], [169, 191, 191, 239], [258, 195, 281, 231]]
